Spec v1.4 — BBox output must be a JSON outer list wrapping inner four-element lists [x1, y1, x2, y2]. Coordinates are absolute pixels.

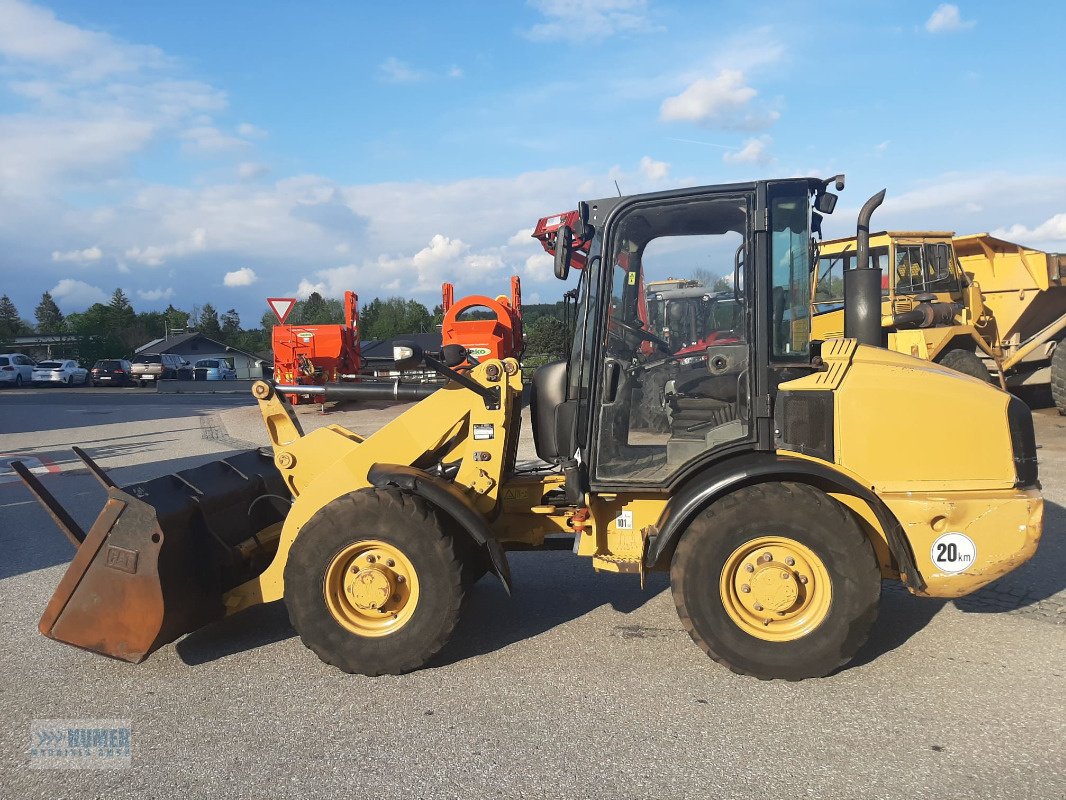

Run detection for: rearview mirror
[[815, 191, 838, 214], [554, 224, 573, 281], [392, 341, 424, 371]]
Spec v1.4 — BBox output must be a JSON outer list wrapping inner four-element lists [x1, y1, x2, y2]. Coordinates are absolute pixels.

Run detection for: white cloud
[[639, 156, 670, 181], [237, 161, 269, 180], [992, 213, 1066, 244], [125, 227, 207, 266], [447, 65, 464, 79], [136, 287, 173, 302], [236, 122, 266, 138], [378, 57, 426, 83], [527, 0, 651, 43], [0, 0, 167, 79], [875, 140, 890, 155], [723, 136, 772, 165], [925, 4, 975, 33], [51, 245, 102, 263], [50, 278, 107, 309], [660, 69, 779, 130], [181, 125, 250, 153], [223, 267, 258, 287]]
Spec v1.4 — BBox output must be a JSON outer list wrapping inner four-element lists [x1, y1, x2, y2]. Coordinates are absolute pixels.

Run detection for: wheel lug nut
[[386, 559, 395, 567], [366, 555, 376, 564], [744, 564, 754, 573], [753, 603, 764, 611], [782, 572, 790, 579], [759, 553, 772, 563], [799, 575, 808, 584], [785, 557, 795, 566], [763, 618, 772, 626], [396, 575, 406, 584], [741, 584, 751, 593]]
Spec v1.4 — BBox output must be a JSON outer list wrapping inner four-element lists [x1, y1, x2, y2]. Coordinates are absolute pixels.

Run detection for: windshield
[[37, 362, 62, 369], [95, 360, 121, 368], [0, 357, 9, 366], [196, 360, 219, 368], [136, 355, 162, 364]]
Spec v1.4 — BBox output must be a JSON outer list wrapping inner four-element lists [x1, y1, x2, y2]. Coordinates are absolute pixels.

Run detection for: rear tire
[[284, 488, 463, 675], [671, 482, 880, 680], [937, 348, 992, 383], [1051, 343, 1066, 416]]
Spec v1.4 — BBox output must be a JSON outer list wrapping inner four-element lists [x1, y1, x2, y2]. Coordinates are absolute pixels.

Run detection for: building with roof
[[135, 332, 269, 379]]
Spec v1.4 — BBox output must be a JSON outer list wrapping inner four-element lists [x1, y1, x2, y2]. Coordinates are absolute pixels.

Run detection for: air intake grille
[[775, 391, 835, 462]]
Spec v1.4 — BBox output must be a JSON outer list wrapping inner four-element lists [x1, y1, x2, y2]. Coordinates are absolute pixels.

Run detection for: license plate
[[100, 376, 111, 380], [143, 374, 155, 380]]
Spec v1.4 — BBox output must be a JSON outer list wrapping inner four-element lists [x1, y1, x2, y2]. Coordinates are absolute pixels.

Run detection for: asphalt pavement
[[0, 385, 1063, 799]]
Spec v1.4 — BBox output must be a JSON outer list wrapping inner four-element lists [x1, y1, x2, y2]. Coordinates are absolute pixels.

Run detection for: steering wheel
[[611, 317, 672, 354]]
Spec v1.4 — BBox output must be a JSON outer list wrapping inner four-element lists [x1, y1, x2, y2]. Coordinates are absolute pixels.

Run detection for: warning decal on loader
[[473, 424, 494, 440], [930, 532, 976, 574]]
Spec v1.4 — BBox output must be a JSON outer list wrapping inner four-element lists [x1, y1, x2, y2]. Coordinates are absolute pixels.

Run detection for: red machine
[[440, 277, 523, 361], [532, 210, 590, 268], [271, 291, 361, 403]]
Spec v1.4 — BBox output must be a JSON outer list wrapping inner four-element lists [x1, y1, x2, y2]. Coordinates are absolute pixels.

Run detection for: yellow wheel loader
[[17, 176, 1043, 680]]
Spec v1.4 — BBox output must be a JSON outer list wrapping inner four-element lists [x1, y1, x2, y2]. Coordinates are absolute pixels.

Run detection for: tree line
[[0, 289, 573, 366]]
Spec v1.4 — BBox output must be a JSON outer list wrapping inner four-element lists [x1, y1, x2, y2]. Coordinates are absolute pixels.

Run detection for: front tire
[[1051, 343, 1066, 416], [284, 488, 463, 675], [937, 348, 992, 383], [671, 482, 880, 680]]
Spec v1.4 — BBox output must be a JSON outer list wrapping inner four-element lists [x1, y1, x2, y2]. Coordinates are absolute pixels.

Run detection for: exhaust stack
[[844, 189, 887, 347]]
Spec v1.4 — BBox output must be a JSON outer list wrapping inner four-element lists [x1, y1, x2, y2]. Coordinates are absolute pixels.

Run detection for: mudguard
[[645, 452, 925, 590], [367, 463, 512, 594]]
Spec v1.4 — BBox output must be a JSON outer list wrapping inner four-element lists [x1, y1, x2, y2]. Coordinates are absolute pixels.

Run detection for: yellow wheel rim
[[719, 536, 832, 642], [324, 540, 420, 637]]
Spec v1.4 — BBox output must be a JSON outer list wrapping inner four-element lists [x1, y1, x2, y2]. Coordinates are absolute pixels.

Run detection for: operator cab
[[532, 178, 836, 489]]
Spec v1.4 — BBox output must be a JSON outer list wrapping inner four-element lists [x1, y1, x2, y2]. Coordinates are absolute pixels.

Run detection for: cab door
[[590, 190, 756, 487]]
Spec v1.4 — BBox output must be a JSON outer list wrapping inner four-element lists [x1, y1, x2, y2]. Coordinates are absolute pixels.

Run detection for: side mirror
[[815, 191, 838, 214], [554, 224, 573, 281], [392, 341, 424, 371]]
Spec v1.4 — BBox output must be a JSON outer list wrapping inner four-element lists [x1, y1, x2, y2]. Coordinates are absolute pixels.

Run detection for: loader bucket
[[15, 448, 288, 663]]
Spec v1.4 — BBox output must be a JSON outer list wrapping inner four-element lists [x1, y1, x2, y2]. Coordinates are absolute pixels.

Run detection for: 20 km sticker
[[929, 532, 976, 574]]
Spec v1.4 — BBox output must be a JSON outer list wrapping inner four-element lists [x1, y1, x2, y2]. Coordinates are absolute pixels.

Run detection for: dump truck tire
[[284, 488, 463, 676], [670, 482, 880, 681], [1051, 344, 1066, 416], [937, 348, 992, 383]]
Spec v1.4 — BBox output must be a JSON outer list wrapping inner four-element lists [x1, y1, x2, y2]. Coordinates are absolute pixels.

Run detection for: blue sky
[[0, 0, 1063, 323]]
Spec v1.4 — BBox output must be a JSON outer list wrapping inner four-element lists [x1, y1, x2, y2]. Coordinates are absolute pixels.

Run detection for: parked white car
[[0, 353, 36, 387], [31, 359, 88, 386], [193, 358, 238, 380]]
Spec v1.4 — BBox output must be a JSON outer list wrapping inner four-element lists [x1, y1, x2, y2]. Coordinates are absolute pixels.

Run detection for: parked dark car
[[131, 353, 192, 386], [90, 359, 134, 387]]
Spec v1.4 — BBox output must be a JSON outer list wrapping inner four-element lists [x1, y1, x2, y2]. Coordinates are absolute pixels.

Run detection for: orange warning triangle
[[267, 297, 296, 324]]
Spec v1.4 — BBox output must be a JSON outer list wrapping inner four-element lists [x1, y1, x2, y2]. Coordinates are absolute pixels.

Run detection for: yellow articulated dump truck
[[16, 176, 1043, 681], [812, 229, 1066, 411]]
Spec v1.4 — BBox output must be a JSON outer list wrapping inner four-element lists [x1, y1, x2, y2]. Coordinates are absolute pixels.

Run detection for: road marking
[[0, 454, 60, 486]]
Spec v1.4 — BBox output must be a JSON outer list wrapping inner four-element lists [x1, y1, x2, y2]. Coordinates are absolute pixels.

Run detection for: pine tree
[[35, 292, 65, 334], [107, 287, 135, 331], [220, 308, 241, 342], [198, 303, 222, 340], [0, 295, 24, 342]]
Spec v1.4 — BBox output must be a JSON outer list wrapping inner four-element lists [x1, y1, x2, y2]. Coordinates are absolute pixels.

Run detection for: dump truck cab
[[811, 231, 993, 371]]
